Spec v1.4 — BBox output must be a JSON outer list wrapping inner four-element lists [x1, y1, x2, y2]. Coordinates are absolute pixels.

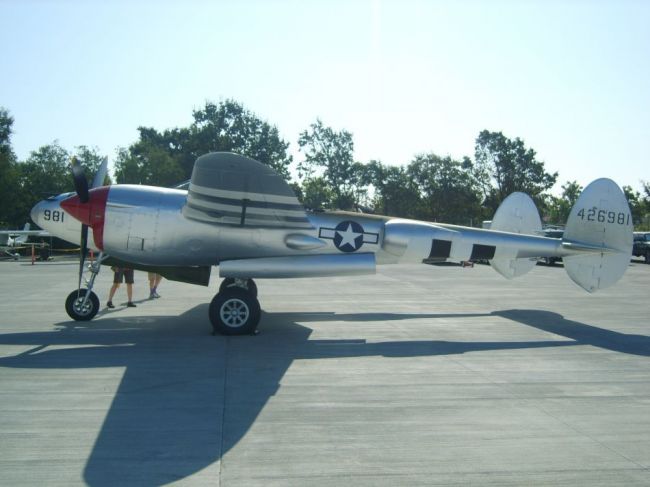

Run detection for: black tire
[[645, 250, 650, 264], [209, 288, 261, 335], [219, 277, 258, 298], [65, 289, 99, 321]]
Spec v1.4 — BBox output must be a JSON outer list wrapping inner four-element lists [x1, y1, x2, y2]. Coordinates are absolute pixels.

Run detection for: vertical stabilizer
[[490, 192, 542, 279], [563, 178, 633, 292]]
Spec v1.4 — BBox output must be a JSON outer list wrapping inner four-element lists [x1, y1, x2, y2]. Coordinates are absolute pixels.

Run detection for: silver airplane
[[30, 152, 633, 335]]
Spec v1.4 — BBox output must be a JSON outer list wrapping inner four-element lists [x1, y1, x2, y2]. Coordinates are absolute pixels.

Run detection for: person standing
[[107, 267, 136, 308], [148, 272, 163, 299]]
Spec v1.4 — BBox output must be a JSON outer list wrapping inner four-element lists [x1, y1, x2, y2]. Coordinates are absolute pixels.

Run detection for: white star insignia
[[337, 224, 362, 249]]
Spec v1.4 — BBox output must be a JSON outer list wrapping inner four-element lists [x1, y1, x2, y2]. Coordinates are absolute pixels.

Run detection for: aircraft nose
[[60, 194, 88, 225], [30, 201, 43, 226], [60, 186, 110, 250], [60, 187, 110, 227]]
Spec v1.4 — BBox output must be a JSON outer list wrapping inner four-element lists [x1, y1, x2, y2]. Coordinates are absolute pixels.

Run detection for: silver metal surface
[[30, 154, 633, 292], [33, 183, 626, 281], [219, 253, 376, 279]]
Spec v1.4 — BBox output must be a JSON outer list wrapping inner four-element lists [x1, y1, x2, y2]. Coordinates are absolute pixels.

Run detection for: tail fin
[[563, 178, 633, 292], [15, 223, 31, 244], [490, 192, 542, 279]]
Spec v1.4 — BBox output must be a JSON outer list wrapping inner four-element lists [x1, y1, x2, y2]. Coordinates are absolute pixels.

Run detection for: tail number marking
[[577, 207, 630, 225]]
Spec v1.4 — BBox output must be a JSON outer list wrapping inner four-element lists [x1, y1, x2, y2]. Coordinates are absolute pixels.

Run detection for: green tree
[[361, 160, 423, 218], [623, 185, 645, 227], [638, 181, 650, 230], [546, 180, 582, 224], [0, 108, 19, 226], [114, 143, 183, 186], [298, 119, 360, 209], [12, 142, 73, 225], [115, 100, 292, 184], [190, 100, 291, 179], [73, 145, 112, 186], [474, 130, 558, 211], [300, 177, 334, 210], [407, 154, 482, 224]]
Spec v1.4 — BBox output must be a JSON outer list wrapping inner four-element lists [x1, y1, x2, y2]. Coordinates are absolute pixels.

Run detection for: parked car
[[632, 232, 650, 263]]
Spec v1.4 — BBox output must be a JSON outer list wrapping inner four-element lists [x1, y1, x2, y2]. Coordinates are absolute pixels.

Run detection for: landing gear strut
[[65, 253, 107, 321], [219, 277, 258, 297], [210, 278, 261, 335]]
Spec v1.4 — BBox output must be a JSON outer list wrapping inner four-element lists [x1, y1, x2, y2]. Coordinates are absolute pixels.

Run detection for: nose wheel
[[65, 288, 100, 321], [65, 253, 106, 322], [209, 282, 261, 335]]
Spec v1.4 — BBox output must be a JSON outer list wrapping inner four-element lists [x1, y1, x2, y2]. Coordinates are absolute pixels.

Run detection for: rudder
[[563, 178, 633, 292], [490, 192, 542, 279]]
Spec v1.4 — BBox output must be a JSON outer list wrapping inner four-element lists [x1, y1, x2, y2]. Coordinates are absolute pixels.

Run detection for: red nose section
[[60, 186, 110, 250]]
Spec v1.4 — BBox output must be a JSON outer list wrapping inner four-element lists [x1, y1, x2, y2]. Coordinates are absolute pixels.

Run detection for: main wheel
[[645, 250, 650, 264], [209, 288, 261, 335], [65, 289, 99, 321], [219, 277, 258, 298]]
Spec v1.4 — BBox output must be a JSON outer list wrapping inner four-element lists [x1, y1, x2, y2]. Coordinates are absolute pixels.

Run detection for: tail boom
[[381, 178, 632, 293]]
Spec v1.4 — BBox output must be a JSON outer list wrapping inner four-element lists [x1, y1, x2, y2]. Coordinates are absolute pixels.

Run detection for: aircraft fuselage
[[32, 184, 571, 272], [31, 185, 390, 266]]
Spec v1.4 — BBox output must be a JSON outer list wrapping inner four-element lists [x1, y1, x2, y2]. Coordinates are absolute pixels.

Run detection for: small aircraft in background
[[30, 152, 633, 335], [0, 223, 50, 260]]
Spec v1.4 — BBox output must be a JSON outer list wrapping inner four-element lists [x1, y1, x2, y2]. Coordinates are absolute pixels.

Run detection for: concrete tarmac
[[1, 257, 649, 486]]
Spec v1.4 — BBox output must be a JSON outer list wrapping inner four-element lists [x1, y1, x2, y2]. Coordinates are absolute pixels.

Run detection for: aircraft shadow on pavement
[[0, 307, 648, 486]]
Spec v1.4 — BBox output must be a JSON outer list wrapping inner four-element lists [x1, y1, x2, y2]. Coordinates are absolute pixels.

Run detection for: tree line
[[1, 101, 649, 230]]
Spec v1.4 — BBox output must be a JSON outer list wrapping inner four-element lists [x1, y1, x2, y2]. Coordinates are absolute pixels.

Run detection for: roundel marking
[[333, 220, 364, 252]]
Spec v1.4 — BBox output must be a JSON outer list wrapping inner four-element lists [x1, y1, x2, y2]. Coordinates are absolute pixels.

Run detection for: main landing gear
[[209, 278, 260, 335], [65, 253, 106, 322]]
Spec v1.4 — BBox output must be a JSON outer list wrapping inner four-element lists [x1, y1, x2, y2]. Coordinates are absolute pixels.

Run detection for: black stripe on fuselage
[[182, 205, 312, 229], [470, 244, 496, 260], [429, 239, 452, 259], [189, 191, 304, 212], [185, 202, 310, 224]]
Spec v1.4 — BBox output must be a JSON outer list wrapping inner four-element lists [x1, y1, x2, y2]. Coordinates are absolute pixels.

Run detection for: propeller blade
[[78, 224, 89, 290], [92, 156, 108, 189], [71, 157, 89, 203]]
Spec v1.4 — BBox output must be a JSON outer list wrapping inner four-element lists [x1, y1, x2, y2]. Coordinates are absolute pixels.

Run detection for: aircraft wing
[[0, 230, 50, 237]]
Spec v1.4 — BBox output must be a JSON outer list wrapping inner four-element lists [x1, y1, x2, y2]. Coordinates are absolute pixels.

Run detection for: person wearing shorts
[[107, 267, 136, 308]]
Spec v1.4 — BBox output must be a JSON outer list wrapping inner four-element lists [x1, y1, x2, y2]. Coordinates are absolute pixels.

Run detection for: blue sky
[[2, 0, 648, 193]]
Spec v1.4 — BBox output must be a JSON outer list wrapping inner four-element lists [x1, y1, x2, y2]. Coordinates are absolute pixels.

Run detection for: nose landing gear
[[65, 254, 106, 322], [65, 288, 100, 321]]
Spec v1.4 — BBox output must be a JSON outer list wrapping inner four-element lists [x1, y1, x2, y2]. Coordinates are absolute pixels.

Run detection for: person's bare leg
[[107, 283, 120, 308], [152, 275, 162, 297]]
